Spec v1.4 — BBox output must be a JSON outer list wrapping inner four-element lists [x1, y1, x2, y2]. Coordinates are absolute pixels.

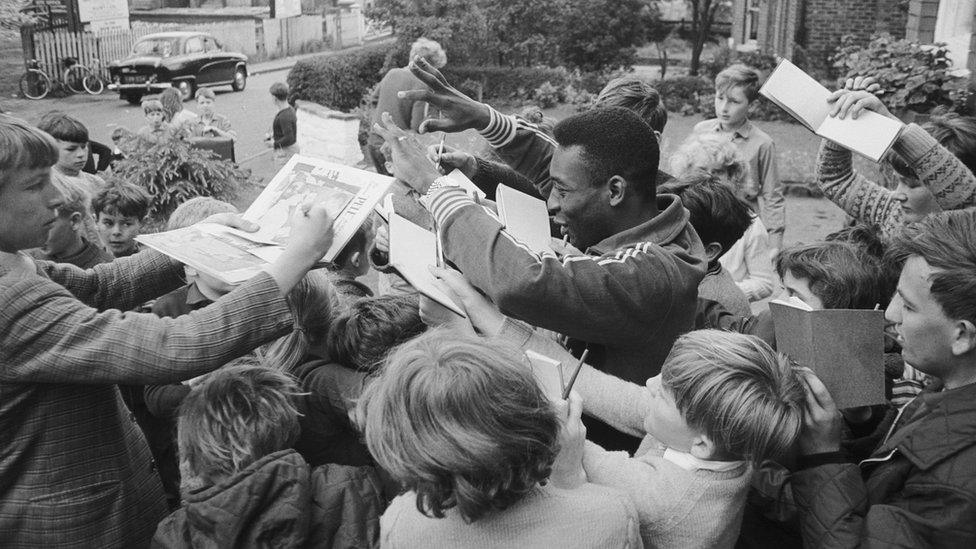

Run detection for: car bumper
[[108, 82, 172, 92]]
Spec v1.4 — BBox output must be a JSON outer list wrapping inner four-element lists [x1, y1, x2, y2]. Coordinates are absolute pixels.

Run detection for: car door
[[183, 36, 211, 86], [201, 37, 235, 84]]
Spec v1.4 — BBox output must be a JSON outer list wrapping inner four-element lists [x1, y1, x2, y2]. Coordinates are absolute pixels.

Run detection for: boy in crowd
[[793, 209, 976, 547], [154, 364, 385, 547], [0, 114, 337, 547], [329, 224, 374, 299], [27, 176, 112, 269], [92, 181, 151, 258], [266, 82, 297, 169], [138, 97, 172, 145], [192, 88, 237, 139], [776, 241, 886, 311], [36, 111, 106, 196], [419, 270, 804, 548], [661, 173, 753, 317], [694, 64, 785, 254], [294, 293, 426, 467]]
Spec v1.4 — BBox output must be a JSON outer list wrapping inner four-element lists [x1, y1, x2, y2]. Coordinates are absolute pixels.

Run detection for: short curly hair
[[326, 293, 425, 372], [357, 328, 559, 522], [776, 241, 885, 310], [409, 37, 447, 68], [670, 132, 749, 190], [177, 364, 303, 486]]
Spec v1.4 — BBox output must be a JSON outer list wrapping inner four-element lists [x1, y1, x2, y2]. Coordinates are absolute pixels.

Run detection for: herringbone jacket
[[0, 251, 294, 548]]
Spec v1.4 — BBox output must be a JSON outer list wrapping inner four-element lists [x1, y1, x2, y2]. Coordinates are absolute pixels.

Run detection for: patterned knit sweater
[[815, 123, 976, 238]]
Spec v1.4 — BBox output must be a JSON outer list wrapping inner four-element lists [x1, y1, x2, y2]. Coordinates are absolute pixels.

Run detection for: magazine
[[138, 156, 393, 285]]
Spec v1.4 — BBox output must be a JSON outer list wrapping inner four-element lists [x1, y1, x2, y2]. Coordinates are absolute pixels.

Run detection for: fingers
[[418, 118, 456, 135], [797, 368, 835, 411], [203, 213, 259, 232], [413, 56, 452, 89], [567, 391, 583, 420], [397, 89, 433, 103]]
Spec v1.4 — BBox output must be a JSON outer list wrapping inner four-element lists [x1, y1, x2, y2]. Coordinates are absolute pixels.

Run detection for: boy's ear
[[689, 432, 719, 461], [951, 320, 976, 356], [349, 250, 362, 269], [68, 212, 84, 231], [607, 175, 627, 207], [704, 242, 724, 264]]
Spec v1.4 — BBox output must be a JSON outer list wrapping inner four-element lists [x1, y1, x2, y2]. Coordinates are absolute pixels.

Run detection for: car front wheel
[[175, 80, 195, 102], [122, 91, 143, 105], [232, 68, 246, 92]]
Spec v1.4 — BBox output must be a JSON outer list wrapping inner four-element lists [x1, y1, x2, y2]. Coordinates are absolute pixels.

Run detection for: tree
[[688, 0, 732, 76], [556, 0, 651, 72], [0, 1, 36, 39]]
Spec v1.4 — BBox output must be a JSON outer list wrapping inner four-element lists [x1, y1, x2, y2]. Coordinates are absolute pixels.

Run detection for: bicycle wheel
[[19, 69, 51, 100], [83, 71, 105, 94], [64, 65, 90, 94]]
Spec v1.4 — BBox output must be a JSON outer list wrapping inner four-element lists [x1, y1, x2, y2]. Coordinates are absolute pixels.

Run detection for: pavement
[[1, 37, 395, 199]]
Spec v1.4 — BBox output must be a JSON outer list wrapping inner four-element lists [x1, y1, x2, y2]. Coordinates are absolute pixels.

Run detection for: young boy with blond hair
[[0, 114, 336, 547], [694, 64, 786, 253], [154, 363, 386, 547]]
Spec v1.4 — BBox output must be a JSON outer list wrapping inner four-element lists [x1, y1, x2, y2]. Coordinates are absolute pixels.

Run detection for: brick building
[[730, 0, 975, 76]]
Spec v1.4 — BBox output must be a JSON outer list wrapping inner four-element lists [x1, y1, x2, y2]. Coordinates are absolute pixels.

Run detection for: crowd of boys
[[1, 35, 976, 548]]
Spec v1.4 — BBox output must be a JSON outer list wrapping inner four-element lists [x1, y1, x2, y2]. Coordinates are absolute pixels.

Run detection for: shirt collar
[[185, 282, 212, 307], [587, 194, 691, 255], [662, 447, 746, 472], [708, 118, 754, 140]]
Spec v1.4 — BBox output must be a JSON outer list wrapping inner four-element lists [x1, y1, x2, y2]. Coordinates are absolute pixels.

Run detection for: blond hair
[[177, 363, 303, 487], [715, 64, 762, 102], [662, 329, 805, 463], [409, 37, 447, 68], [166, 196, 238, 230], [356, 328, 558, 522], [52, 175, 92, 218], [0, 115, 59, 188], [257, 269, 337, 374], [671, 132, 749, 189]]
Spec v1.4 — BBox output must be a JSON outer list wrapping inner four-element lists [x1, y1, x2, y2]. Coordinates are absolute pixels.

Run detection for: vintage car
[[108, 31, 247, 104]]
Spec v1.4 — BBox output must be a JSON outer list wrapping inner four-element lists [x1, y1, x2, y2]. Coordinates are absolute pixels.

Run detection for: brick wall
[[801, 0, 907, 72]]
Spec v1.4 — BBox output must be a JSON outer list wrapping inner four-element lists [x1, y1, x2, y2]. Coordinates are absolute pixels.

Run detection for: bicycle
[[82, 58, 106, 95], [19, 57, 100, 100]]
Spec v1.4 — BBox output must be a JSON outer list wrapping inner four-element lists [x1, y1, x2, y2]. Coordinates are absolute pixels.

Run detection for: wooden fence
[[23, 26, 155, 81]]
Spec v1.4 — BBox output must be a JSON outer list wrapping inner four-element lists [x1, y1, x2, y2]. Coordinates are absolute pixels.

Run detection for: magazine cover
[[242, 155, 393, 262], [138, 156, 393, 284]]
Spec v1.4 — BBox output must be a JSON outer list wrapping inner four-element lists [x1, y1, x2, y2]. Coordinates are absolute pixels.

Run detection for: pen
[[561, 348, 589, 400]]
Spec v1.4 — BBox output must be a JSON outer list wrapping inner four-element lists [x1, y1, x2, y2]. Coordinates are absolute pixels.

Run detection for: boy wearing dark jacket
[[794, 209, 976, 547]]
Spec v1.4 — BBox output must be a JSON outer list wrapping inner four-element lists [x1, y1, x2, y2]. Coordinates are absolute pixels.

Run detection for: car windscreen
[[132, 38, 177, 58]]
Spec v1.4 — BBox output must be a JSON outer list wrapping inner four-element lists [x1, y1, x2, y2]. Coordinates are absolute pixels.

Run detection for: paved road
[[3, 68, 295, 186]]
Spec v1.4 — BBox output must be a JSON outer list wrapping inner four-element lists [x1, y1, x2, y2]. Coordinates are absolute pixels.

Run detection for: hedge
[[287, 43, 394, 112]]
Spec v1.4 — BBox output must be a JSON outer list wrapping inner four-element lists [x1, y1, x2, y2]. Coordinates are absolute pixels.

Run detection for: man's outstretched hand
[[399, 56, 492, 134], [373, 112, 442, 194]]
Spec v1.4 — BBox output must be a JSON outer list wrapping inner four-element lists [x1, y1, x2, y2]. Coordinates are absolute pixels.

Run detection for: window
[[203, 38, 217, 53], [185, 37, 204, 54], [745, 0, 760, 43]]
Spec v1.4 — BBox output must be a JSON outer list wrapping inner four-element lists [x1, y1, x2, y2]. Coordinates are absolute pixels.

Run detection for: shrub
[[287, 43, 394, 112], [702, 46, 781, 81], [656, 76, 714, 113], [109, 138, 248, 224], [831, 33, 962, 114], [533, 81, 563, 108], [441, 65, 573, 102]]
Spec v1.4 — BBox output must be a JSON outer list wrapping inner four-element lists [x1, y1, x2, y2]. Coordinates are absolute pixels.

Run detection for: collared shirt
[[663, 447, 747, 473], [696, 118, 785, 235]]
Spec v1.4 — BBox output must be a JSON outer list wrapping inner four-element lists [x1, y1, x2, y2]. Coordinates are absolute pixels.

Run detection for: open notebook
[[495, 184, 553, 255], [769, 297, 886, 409], [388, 213, 465, 317], [760, 59, 904, 162]]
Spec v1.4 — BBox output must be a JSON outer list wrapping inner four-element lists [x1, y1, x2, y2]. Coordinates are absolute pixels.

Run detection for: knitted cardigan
[[815, 123, 976, 238]]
